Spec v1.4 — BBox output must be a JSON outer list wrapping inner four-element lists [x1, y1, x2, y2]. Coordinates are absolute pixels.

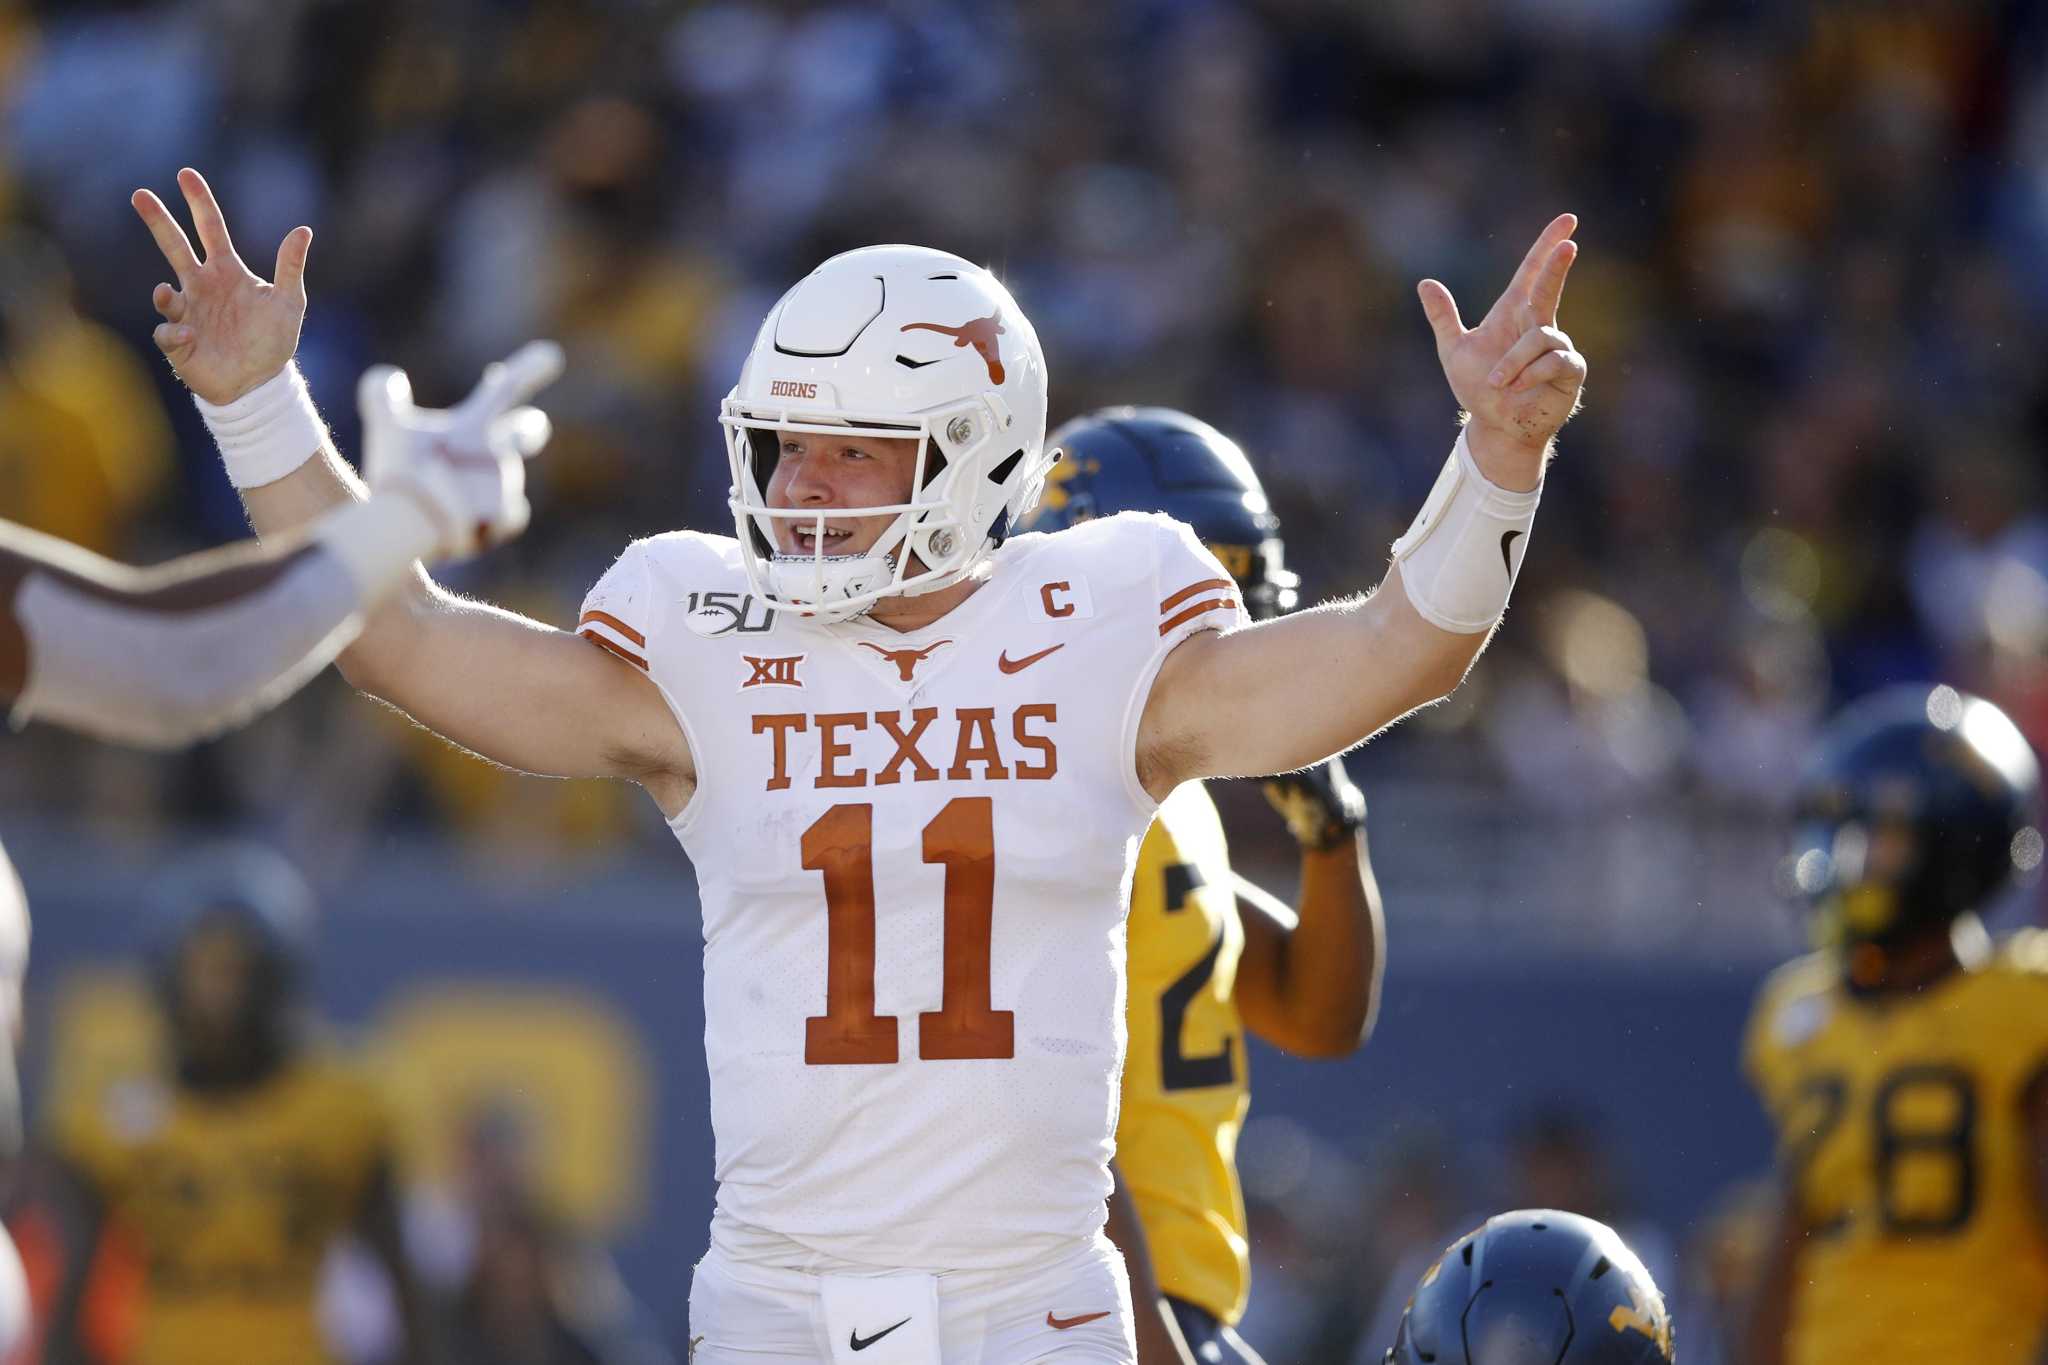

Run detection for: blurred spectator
[[31, 845, 434, 1365], [406, 1100, 543, 1300], [1289, 1128, 1466, 1362], [0, 0, 2040, 844], [1671, 1174, 1778, 1365], [1500, 1104, 1673, 1285], [401, 1104, 667, 1365], [447, 1193, 664, 1365], [0, 230, 175, 557]]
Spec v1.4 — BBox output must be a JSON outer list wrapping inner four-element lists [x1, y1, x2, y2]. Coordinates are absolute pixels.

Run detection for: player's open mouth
[[790, 526, 854, 552]]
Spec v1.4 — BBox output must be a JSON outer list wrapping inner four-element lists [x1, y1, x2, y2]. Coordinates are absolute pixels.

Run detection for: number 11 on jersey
[[802, 798, 1015, 1065]]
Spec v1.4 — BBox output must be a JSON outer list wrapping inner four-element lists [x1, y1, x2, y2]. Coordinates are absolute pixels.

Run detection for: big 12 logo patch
[[684, 590, 777, 637]]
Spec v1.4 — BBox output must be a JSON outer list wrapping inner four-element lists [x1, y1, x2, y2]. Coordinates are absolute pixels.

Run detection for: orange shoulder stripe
[[580, 629, 649, 670], [1158, 597, 1237, 635], [1159, 578, 1232, 615], [578, 609, 645, 647]]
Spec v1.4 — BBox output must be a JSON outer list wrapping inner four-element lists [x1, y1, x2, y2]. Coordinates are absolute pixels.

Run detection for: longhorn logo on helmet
[[900, 312, 1008, 384]]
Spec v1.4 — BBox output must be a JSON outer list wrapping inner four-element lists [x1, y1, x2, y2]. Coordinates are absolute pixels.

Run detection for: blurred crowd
[[2, 0, 2045, 863], [4, 0, 2048, 1359], [3, 842, 676, 1365], [0, 832, 1749, 1365]]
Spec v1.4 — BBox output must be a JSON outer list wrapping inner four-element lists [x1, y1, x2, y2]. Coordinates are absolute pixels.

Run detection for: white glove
[[356, 340, 565, 560]]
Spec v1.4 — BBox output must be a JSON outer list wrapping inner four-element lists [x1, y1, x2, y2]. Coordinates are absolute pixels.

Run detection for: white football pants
[[685, 1231, 1135, 1364]]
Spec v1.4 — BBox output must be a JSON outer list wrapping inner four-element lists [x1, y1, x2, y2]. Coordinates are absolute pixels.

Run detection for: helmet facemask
[[723, 391, 1034, 623], [1208, 536, 1300, 620], [1788, 803, 1924, 948]]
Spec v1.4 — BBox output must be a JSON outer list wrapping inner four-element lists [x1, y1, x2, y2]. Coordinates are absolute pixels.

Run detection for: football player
[[1018, 408, 1383, 1365], [0, 335, 559, 751], [0, 329, 556, 1358], [40, 845, 436, 1365], [1741, 684, 2048, 1364], [1383, 1209, 1674, 1364], [138, 163, 1584, 1362]]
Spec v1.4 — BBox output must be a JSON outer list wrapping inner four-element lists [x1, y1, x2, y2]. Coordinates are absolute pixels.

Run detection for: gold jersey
[[1743, 930, 2048, 1364], [1117, 780, 1250, 1324], [49, 1051, 397, 1365]]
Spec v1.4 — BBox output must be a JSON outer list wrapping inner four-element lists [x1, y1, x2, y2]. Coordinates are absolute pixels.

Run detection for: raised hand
[[1417, 214, 1586, 477], [358, 341, 566, 560], [133, 168, 310, 405]]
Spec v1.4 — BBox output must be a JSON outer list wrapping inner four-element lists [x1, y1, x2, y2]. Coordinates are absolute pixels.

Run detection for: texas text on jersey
[[580, 512, 1246, 1273]]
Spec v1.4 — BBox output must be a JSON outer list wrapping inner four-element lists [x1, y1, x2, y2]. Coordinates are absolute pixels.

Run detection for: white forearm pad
[[195, 364, 329, 489], [9, 552, 364, 749], [1389, 429, 1542, 634]]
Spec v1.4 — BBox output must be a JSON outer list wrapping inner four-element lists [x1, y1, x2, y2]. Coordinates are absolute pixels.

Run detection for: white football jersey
[[580, 512, 1245, 1270]]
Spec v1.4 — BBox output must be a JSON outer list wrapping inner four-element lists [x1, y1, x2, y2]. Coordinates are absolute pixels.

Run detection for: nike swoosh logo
[[1047, 1310, 1111, 1330], [1500, 528, 1524, 574], [998, 643, 1065, 674], [850, 1318, 911, 1351]]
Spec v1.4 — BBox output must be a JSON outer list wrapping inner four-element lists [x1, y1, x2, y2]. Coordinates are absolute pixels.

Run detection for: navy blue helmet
[[1019, 407, 1299, 618], [147, 842, 318, 1088], [1786, 684, 2042, 948], [148, 842, 316, 991], [1385, 1210, 1673, 1365]]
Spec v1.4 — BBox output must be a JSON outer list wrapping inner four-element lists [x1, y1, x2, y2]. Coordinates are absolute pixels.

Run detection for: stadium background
[[4, 0, 2048, 1359]]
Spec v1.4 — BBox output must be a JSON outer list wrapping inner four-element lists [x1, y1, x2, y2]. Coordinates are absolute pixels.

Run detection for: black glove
[[1261, 755, 1366, 853]]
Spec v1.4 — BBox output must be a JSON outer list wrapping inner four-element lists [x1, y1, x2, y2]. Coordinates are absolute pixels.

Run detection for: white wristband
[[1390, 428, 1542, 634], [195, 364, 329, 489], [313, 495, 442, 602]]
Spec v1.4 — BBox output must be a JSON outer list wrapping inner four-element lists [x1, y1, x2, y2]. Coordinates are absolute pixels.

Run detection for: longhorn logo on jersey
[[900, 312, 1007, 383], [858, 639, 953, 681]]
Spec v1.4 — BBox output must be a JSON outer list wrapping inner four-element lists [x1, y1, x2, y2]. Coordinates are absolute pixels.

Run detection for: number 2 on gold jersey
[[801, 798, 1015, 1065], [1792, 1063, 1978, 1236], [1158, 860, 1238, 1092]]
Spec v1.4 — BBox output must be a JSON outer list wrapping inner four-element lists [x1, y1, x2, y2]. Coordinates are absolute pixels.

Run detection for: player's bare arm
[[1236, 760, 1383, 1056], [1233, 759, 1384, 1058], [1234, 863, 1379, 1057], [0, 519, 351, 747], [133, 168, 693, 812], [1137, 216, 1584, 796], [0, 349, 555, 752]]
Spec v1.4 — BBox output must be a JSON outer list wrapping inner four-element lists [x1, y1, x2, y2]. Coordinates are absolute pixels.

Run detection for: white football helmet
[[722, 245, 1051, 621]]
